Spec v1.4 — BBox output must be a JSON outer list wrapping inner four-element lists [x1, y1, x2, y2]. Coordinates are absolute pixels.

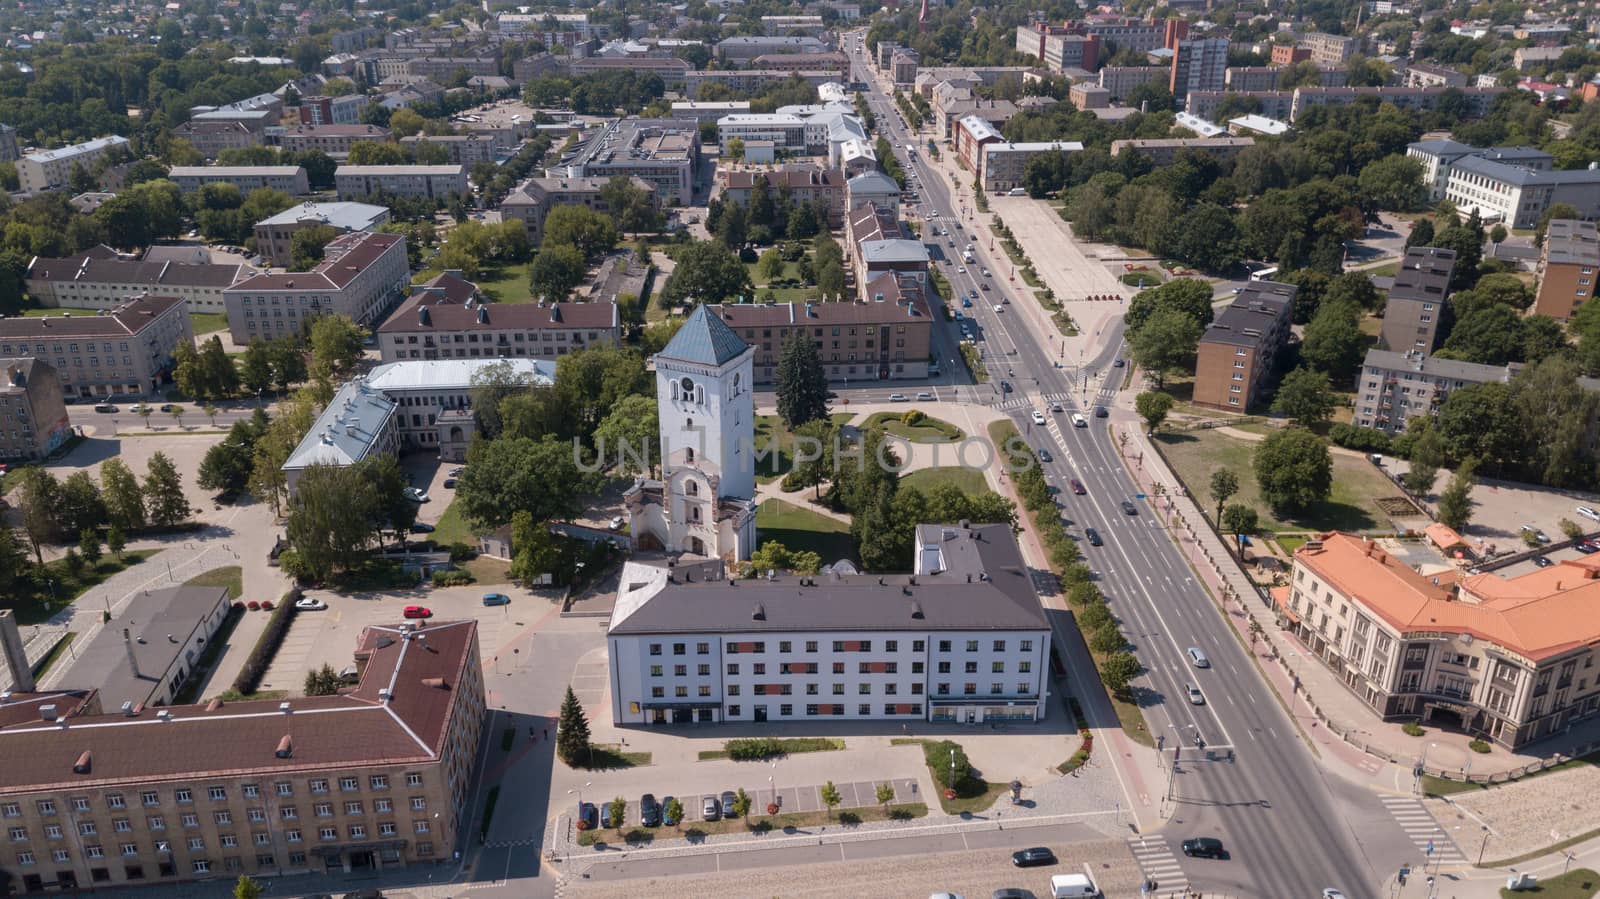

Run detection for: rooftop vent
[[275, 735, 293, 759], [278, 701, 292, 714], [378, 688, 393, 702], [72, 751, 91, 775], [39, 704, 57, 722], [910, 600, 924, 619], [157, 710, 172, 721], [751, 602, 766, 621], [205, 699, 223, 712], [421, 676, 447, 689]]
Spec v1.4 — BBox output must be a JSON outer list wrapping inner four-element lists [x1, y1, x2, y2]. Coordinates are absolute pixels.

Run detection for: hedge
[[233, 587, 302, 694]]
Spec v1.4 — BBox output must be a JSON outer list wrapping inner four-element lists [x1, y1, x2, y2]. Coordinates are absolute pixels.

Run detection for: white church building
[[624, 305, 759, 560]]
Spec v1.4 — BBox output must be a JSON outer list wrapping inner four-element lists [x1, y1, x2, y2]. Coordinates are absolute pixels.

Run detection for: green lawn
[[468, 262, 535, 304], [190, 312, 228, 335], [1364, 261, 1401, 278], [863, 411, 964, 443], [746, 260, 817, 303], [430, 498, 479, 547], [753, 413, 855, 483], [1155, 429, 1399, 534], [184, 565, 243, 600], [10, 550, 159, 624], [901, 466, 987, 495], [1499, 869, 1599, 899], [756, 499, 855, 564]]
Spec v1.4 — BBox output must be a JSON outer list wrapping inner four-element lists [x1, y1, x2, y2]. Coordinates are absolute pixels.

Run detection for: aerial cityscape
[[0, 0, 1599, 897]]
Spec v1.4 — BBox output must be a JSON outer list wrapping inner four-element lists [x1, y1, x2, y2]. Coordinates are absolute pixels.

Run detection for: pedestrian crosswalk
[[1126, 835, 1188, 892], [995, 392, 1077, 412], [1380, 795, 1469, 867]]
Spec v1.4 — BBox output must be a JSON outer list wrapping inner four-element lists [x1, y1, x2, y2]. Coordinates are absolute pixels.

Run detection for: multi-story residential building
[[1280, 532, 1600, 748], [377, 272, 621, 362], [499, 175, 657, 245], [17, 137, 130, 193], [252, 202, 391, 268], [760, 15, 827, 35], [0, 357, 70, 461], [722, 169, 845, 225], [890, 49, 920, 86], [1534, 220, 1600, 320], [283, 358, 555, 485], [1379, 246, 1456, 353], [1080, 16, 1167, 54], [25, 249, 247, 313], [1096, 66, 1171, 103], [0, 618, 485, 893], [1186, 90, 1295, 121], [716, 35, 829, 66], [335, 165, 468, 202], [1403, 62, 1469, 88], [931, 91, 1021, 142], [845, 203, 929, 298], [397, 134, 498, 167], [607, 522, 1052, 726], [298, 95, 369, 126], [1014, 23, 1101, 73], [980, 141, 1084, 193], [1170, 37, 1229, 101], [167, 166, 310, 196], [1290, 86, 1505, 122], [1109, 137, 1255, 166], [1068, 83, 1111, 109], [0, 295, 193, 399], [1406, 140, 1552, 202], [402, 57, 499, 80], [1191, 281, 1295, 411], [567, 57, 692, 91], [1512, 47, 1566, 72], [669, 101, 753, 123], [223, 231, 409, 343], [561, 119, 699, 205], [751, 52, 851, 73], [1270, 44, 1311, 65], [846, 171, 901, 213], [953, 116, 1004, 175], [170, 121, 262, 160], [711, 286, 933, 383], [684, 70, 845, 100], [1297, 31, 1361, 66], [278, 124, 393, 156], [1444, 154, 1600, 230], [1225, 66, 1281, 92], [190, 92, 284, 128], [1353, 348, 1514, 434]]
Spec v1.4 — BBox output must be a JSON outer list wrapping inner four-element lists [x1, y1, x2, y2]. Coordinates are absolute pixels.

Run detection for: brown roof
[[29, 253, 245, 289], [283, 123, 392, 138], [0, 620, 478, 794], [0, 296, 186, 339], [229, 231, 403, 293], [725, 169, 843, 191], [377, 285, 619, 334], [709, 293, 929, 328], [0, 691, 98, 730]]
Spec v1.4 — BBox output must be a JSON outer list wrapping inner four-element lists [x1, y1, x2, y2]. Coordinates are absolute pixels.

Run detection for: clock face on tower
[[680, 376, 695, 397]]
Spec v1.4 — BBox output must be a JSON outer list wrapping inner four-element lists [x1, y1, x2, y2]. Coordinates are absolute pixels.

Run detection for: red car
[[403, 605, 433, 619], [1070, 479, 1087, 495]]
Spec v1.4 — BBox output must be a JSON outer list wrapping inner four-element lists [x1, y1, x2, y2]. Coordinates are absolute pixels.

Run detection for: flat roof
[[364, 357, 555, 392], [255, 201, 389, 230], [335, 165, 466, 176], [23, 136, 129, 164], [58, 586, 229, 711], [1362, 347, 1512, 383], [283, 378, 397, 471]]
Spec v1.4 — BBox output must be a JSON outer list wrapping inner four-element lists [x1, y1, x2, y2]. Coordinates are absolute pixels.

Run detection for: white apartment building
[[223, 231, 410, 343], [335, 165, 468, 201], [167, 166, 310, 195], [0, 295, 193, 398], [1444, 154, 1600, 229], [1353, 348, 1514, 435], [607, 523, 1052, 726], [25, 248, 247, 313], [17, 136, 130, 193], [980, 141, 1084, 193]]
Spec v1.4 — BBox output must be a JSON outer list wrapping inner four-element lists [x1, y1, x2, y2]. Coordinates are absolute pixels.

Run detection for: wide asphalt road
[[848, 34, 1412, 899]]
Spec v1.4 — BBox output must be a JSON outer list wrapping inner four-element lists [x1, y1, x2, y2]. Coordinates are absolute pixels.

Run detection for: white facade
[[335, 165, 468, 201], [17, 136, 130, 193]]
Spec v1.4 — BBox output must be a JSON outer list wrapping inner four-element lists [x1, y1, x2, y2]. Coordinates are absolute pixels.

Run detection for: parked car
[[661, 795, 681, 825], [482, 593, 511, 606], [720, 791, 739, 818], [94, 402, 117, 413], [608, 516, 625, 531], [1121, 500, 1137, 515], [1521, 525, 1550, 543], [448, 467, 465, 476], [402, 605, 432, 619], [1579, 505, 1600, 523], [1010, 847, 1056, 867], [1084, 527, 1102, 547], [1070, 479, 1086, 495], [1181, 837, 1226, 858], [889, 393, 909, 402], [702, 796, 721, 821], [295, 598, 328, 611], [1533, 556, 1554, 568], [409, 523, 435, 534], [639, 794, 661, 827], [1578, 540, 1600, 555], [600, 802, 622, 828], [403, 487, 430, 504], [576, 802, 598, 831], [442, 478, 458, 489]]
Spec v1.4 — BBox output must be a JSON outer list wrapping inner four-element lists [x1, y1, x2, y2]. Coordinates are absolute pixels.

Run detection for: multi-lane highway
[[846, 33, 1416, 898]]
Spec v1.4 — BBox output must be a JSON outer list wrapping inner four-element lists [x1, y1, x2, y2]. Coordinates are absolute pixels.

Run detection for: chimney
[[275, 735, 293, 759], [123, 627, 140, 680], [0, 610, 34, 693], [72, 751, 91, 775]]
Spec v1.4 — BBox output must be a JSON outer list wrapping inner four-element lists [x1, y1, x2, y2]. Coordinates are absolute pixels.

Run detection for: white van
[[1070, 413, 1088, 428], [1050, 873, 1101, 898]]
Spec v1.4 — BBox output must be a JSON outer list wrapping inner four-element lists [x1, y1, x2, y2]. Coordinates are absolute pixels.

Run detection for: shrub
[[902, 409, 925, 426], [232, 588, 301, 695], [431, 569, 474, 587], [1469, 739, 1491, 754], [259, 600, 273, 611], [232, 601, 245, 611], [1403, 722, 1426, 737], [447, 542, 477, 563], [1328, 423, 1392, 454], [922, 740, 972, 790], [726, 738, 787, 760], [780, 470, 808, 492], [277, 548, 310, 580], [246, 600, 261, 611], [1058, 749, 1091, 774]]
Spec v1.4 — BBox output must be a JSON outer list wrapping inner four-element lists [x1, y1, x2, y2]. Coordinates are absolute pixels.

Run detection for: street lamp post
[[1477, 826, 1490, 865]]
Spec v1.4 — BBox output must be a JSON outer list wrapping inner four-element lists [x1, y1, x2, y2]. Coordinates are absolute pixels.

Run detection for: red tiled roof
[[377, 284, 618, 334], [229, 231, 403, 293], [0, 296, 186, 339]]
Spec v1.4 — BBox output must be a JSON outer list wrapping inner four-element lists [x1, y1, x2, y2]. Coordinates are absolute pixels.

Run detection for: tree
[[543, 205, 619, 261], [304, 664, 342, 696], [269, 336, 308, 390], [59, 471, 106, 537], [820, 781, 842, 819], [508, 510, 561, 587], [725, 136, 746, 161], [757, 246, 785, 281], [100, 458, 145, 531], [1357, 155, 1425, 211], [106, 525, 126, 559], [1322, 272, 1381, 312], [875, 781, 896, 814], [1100, 651, 1142, 697], [78, 528, 102, 565], [1208, 469, 1238, 526], [14, 467, 63, 564], [172, 341, 204, 399], [1272, 366, 1336, 426], [607, 797, 626, 829], [1404, 426, 1443, 495], [593, 395, 659, 476], [746, 540, 823, 576], [661, 240, 752, 306], [199, 430, 255, 495], [664, 797, 684, 828], [1536, 203, 1582, 247], [1405, 217, 1435, 250], [1089, 624, 1127, 654], [1253, 428, 1333, 515], [308, 314, 368, 378], [285, 464, 378, 578], [1432, 226, 1483, 291], [1299, 299, 1366, 382], [234, 875, 264, 899], [1442, 305, 1524, 366], [289, 224, 340, 270], [204, 404, 220, 427], [1436, 457, 1477, 531], [457, 436, 586, 530], [1134, 391, 1174, 433], [170, 406, 185, 430], [241, 338, 274, 394], [733, 787, 752, 818], [142, 451, 192, 527], [1221, 504, 1259, 558], [557, 685, 592, 766], [599, 175, 659, 234], [775, 331, 830, 428], [1127, 307, 1202, 388], [528, 243, 586, 301], [1124, 278, 1214, 336]]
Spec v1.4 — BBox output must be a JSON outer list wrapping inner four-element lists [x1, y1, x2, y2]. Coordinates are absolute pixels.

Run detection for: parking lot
[[258, 583, 554, 695]]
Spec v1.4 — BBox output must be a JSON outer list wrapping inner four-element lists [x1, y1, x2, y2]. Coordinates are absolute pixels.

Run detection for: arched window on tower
[[695, 385, 705, 405], [687, 479, 699, 496], [690, 506, 701, 522], [685, 447, 695, 463]]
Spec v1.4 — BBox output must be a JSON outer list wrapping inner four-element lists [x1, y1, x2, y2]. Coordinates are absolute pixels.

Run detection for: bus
[[1248, 266, 1279, 282]]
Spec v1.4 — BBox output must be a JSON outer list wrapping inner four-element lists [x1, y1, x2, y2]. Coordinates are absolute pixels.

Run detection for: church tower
[[624, 305, 757, 560]]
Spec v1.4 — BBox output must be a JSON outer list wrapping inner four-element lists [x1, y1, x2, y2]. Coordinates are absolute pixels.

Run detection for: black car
[[443, 478, 458, 489], [1000, 380, 1013, 393], [1533, 555, 1554, 568], [992, 891, 1034, 899], [410, 522, 436, 534], [1085, 527, 1103, 547], [1010, 847, 1056, 867], [1121, 500, 1138, 515], [1181, 837, 1227, 859], [1578, 540, 1600, 555], [1038, 448, 1052, 463], [639, 793, 661, 827], [1094, 405, 1109, 418]]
